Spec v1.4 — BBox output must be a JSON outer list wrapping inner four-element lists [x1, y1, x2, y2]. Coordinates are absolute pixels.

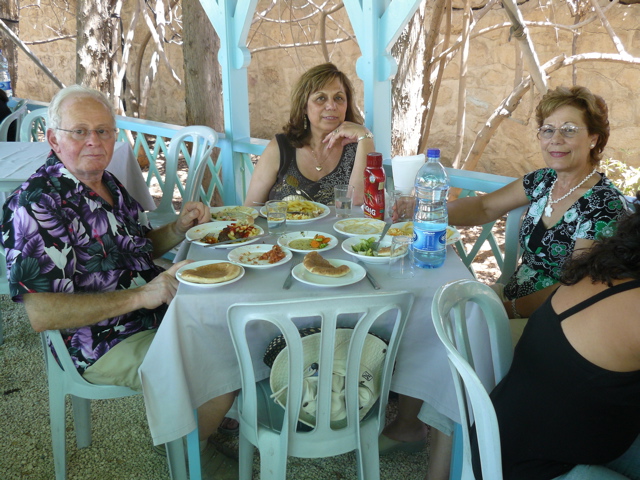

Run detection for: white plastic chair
[[0, 101, 27, 141], [146, 125, 218, 228], [496, 204, 527, 285], [40, 329, 188, 480], [19, 108, 48, 141], [431, 279, 513, 480], [225, 292, 414, 480]]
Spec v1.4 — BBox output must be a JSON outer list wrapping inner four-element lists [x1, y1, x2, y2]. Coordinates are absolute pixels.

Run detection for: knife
[[202, 233, 269, 247], [357, 260, 381, 290], [371, 222, 392, 256], [282, 265, 295, 290]]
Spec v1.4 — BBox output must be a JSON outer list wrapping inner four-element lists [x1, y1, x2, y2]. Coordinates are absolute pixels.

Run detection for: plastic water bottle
[[412, 148, 449, 268], [0, 50, 12, 97]]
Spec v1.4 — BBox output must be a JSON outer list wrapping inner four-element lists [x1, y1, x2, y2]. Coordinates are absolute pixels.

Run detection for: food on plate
[[211, 206, 256, 222], [180, 262, 242, 284], [350, 237, 391, 257], [286, 200, 324, 220], [238, 245, 286, 265], [201, 223, 259, 244], [303, 251, 350, 277], [336, 218, 385, 235], [388, 222, 414, 236], [288, 234, 332, 250]]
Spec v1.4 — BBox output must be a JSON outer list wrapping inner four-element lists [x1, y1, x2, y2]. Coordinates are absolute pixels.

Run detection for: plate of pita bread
[[291, 252, 365, 287], [210, 206, 259, 221], [176, 260, 245, 287], [333, 218, 386, 237]]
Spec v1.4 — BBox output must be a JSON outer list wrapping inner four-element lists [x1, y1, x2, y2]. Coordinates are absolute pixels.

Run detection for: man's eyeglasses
[[537, 125, 587, 139], [56, 127, 119, 141]]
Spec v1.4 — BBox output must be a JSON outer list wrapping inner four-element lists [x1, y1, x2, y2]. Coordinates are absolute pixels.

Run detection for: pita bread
[[303, 251, 350, 277], [180, 262, 242, 284]]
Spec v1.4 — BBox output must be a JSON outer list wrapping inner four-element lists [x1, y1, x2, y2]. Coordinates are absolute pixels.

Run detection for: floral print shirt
[[268, 134, 357, 205], [1, 151, 166, 374], [503, 168, 628, 300]]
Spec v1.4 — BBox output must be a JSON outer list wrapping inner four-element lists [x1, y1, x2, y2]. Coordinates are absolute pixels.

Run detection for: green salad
[[350, 237, 378, 256]]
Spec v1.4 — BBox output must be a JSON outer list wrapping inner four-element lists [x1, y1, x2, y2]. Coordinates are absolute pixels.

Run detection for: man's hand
[[139, 260, 192, 310], [175, 201, 211, 235]]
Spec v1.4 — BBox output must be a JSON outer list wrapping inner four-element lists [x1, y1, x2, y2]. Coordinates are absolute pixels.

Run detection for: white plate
[[291, 259, 366, 287], [333, 218, 387, 236], [186, 221, 264, 248], [227, 244, 293, 269], [259, 201, 330, 225], [210, 206, 259, 221], [341, 235, 404, 264], [390, 222, 461, 245], [176, 260, 245, 288], [277, 231, 338, 253]]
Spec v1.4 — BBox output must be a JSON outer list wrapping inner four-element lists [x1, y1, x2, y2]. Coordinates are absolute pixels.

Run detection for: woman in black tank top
[[473, 192, 640, 480], [244, 63, 374, 207]]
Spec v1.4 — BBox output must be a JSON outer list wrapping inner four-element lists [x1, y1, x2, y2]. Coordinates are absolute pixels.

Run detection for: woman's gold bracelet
[[511, 298, 522, 319]]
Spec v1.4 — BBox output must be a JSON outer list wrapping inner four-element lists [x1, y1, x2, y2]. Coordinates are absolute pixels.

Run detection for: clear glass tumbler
[[265, 200, 288, 236]]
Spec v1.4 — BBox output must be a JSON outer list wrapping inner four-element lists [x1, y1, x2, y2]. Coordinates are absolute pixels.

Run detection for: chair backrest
[[155, 125, 218, 215], [19, 108, 48, 142], [0, 102, 28, 141], [431, 279, 513, 480], [227, 291, 414, 456], [497, 204, 527, 284]]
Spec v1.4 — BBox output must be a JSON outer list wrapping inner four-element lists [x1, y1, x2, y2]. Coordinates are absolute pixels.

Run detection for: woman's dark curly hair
[[283, 63, 363, 148], [535, 85, 609, 166], [561, 193, 640, 286]]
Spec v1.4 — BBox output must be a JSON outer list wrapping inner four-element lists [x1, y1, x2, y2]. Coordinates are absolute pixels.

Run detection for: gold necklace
[[310, 147, 329, 172]]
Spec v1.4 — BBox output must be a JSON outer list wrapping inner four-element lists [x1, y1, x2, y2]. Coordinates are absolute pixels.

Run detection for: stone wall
[[11, 0, 640, 179]]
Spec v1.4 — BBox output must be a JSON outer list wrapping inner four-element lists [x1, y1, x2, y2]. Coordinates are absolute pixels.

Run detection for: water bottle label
[[0, 81, 11, 92], [413, 227, 446, 251]]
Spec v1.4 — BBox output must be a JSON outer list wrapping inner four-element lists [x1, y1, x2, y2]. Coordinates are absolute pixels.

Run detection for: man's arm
[[146, 201, 211, 257], [23, 261, 188, 332]]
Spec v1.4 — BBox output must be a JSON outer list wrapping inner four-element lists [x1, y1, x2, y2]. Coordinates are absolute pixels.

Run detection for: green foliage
[[600, 158, 640, 196]]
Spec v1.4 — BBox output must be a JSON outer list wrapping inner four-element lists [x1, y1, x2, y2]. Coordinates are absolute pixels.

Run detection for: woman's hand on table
[[323, 121, 372, 150]]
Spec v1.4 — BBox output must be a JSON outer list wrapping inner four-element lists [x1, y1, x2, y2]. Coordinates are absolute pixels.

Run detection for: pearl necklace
[[544, 168, 597, 217]]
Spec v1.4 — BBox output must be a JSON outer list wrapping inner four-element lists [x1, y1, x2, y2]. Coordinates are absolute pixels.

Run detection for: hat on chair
[[268, 328, 388, 429]]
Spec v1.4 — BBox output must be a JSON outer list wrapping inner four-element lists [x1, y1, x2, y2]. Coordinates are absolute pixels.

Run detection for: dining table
[[139, 208, 494, 446], [0, 141, 156, 210]]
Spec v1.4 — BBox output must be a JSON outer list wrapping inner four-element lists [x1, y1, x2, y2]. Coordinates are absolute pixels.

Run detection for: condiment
[[363, 152, 386, 220]]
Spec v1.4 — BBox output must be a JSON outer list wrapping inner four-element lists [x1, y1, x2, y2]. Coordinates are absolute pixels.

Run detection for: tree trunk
[[182, 0, 223, 205], [76, 0, 117, 91], [0, 0, 19, 94]]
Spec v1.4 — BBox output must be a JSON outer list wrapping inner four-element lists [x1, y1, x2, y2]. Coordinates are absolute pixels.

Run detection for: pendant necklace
[[310, 147, 328, 172], [544, 168, 597, 217]]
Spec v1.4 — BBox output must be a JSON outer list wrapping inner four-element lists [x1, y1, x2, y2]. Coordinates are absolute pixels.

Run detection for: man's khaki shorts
[[82, 329, 156, 392]]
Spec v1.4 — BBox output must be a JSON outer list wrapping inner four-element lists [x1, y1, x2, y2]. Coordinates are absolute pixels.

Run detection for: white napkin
[[391, 154, 425, 194]]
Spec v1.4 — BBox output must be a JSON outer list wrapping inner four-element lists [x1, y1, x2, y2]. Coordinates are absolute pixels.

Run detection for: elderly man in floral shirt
[[0, 85, 235, 448]]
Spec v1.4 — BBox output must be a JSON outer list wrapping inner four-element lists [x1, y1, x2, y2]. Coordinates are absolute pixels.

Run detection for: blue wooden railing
[[10, 98, 520, 280]]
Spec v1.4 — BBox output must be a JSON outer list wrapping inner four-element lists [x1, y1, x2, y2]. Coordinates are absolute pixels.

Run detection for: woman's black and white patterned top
[[267, 134, 357, 205], [503, 168, 629, 300]]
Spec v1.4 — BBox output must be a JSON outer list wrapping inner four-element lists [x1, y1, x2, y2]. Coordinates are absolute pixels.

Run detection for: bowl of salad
[[341, 235, 405, 264]]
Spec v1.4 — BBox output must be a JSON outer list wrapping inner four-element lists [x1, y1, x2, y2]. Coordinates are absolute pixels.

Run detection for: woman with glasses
[[381, 86, 630, 480]]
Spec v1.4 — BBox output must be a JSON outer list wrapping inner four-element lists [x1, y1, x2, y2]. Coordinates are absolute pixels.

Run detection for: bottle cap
[[366, 152, 383, 168], [427, 148, 440, 158]]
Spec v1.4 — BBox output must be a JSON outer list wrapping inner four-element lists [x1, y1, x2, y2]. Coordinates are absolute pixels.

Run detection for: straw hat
[[268, 328, 388, 429]]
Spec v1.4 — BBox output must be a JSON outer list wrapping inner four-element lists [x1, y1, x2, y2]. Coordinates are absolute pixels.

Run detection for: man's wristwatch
[[511, 298, 522, 319]]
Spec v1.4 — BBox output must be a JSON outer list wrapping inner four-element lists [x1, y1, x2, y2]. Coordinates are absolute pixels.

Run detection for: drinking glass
[[265, 200, 288, 236], [334, 184, 354, 218], [392, 191, 414, 222], [388, 235, 414, 279]]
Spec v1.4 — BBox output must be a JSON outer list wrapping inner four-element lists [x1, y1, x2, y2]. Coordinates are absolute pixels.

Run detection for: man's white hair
[[48, 85, 116, 130]]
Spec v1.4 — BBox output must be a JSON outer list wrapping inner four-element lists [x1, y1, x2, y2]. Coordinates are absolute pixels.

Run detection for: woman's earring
[[304, 115, 308, 130], [590, 144, 595, 148]]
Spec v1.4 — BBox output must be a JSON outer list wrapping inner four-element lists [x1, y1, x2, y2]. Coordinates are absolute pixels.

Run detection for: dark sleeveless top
[[472, 280, 640, 480], [267, 134, 357, 205]]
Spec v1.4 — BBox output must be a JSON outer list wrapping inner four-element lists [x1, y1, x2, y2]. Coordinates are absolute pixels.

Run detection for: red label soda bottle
[[363, 152, 386, 220]]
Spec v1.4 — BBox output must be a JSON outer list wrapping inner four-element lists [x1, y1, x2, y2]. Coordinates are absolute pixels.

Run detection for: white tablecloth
[[140, 212, 493, 445], [0, 141, 156, 211]]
